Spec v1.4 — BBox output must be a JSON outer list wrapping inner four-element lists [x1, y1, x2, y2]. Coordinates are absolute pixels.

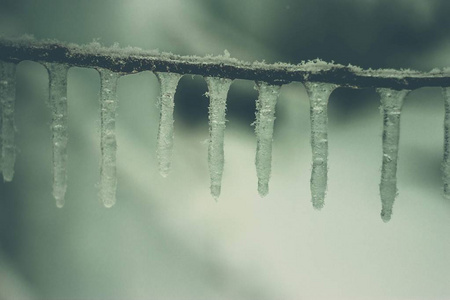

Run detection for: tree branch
[[1, 37, 450, 89]]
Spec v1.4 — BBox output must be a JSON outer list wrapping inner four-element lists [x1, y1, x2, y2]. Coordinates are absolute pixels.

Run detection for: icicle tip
[[381, 208, 392, 223], [210, 184, 221, 200], [258, 182, 269, 197], [103, 200, 115, 208], [54, 191, 65, 208], [312, 199, 324, 210]]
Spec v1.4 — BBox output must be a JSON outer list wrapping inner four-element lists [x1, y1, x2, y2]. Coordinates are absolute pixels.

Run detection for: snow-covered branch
[[1, 37, 450, 89]]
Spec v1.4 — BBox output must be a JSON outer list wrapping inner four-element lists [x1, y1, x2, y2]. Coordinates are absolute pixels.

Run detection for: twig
[[1, 37, 450, 89]]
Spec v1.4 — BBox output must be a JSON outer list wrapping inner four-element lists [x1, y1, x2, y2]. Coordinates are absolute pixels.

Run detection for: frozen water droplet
[[304, 82, 337, 210], [254, 82, 280, 197], [45, 63, 69, 208], [377, 88, 410, 222], [0, 61, 17, 182], [98, 69, 120, 208], [204, 76, 232, 199], [155, 72, 182, 177]]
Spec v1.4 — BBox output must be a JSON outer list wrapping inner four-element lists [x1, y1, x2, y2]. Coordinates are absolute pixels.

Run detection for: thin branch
[[1, 37, 450, 89]]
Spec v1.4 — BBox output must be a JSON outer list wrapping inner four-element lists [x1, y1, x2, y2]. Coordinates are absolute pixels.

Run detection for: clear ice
[[377, 88, 409, 222], [0, 61, 17, 182], [99, 69, 120, 208], [45, 63, 69, 208], [254, 82, 280, 197], [442, 87, 450, 199], [204, 76, 232, 199], [304, 82, 337, 210], [155, 72, 182, 177]]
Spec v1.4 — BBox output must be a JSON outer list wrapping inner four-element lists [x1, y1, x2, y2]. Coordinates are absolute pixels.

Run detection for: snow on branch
[[1, 37, 450, 89]]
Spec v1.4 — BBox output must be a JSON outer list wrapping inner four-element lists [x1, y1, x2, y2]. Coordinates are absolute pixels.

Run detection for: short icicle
[[45, 63, 69, 208], [377, 88, 410, 222], [254, 82, 281, 197], [99, 69, 120, 208], [304, 82, 337, 210], [442, 87, 450, 199], [0, 61, 17, 182], [204, 76, 233, 199], [155, 72, 182, 177]]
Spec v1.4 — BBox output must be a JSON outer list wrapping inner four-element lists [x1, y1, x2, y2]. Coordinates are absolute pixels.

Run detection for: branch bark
[[1, 38, 450, 89]]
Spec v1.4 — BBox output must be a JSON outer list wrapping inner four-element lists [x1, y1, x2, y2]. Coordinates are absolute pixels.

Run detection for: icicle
[[0, 95, 2, 173], [204, 76, 233, 199], [0, 61, 17, 182], [98, 69, 120, 208], [155, 72, 182, 177], [304, 82, 337, 210], [442, 87, 450, 199], [254, 82, 280, 197], [45, 63, 69, 208], [377, 88, 409, 222]]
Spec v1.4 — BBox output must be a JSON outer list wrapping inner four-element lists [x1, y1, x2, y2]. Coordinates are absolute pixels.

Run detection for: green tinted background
[[0, 1, 449, 299]]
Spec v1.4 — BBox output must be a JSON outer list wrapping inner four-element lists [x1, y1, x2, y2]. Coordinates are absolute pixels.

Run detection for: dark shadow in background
[[173, 0, 450, 126]]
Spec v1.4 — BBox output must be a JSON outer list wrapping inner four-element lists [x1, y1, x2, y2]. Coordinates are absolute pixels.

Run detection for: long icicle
[[304, 82, 337, 210], [254, 82, 280, 197], [0, 61, 17, 182], [155, 72, 182, 177], [442, 87, 450, 199], [0, 88, 2, 173], [204, 76, 233, 199], [377, 88, 410, 222], [45, 63, 69, 208], [99, 69, 120, 208]]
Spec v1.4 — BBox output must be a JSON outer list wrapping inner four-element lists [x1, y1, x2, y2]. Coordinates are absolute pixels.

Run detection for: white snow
[[377, 88, 410, 222], [254, 81, 280, 197], [45, 63, 69, 208], [155, 72, 182, 177], [304, 82, 337, 209], [99, 68, 120, 208], [0, 61, 17, 182], [442, 87, 450, 199], [204, 76, 233, 199]]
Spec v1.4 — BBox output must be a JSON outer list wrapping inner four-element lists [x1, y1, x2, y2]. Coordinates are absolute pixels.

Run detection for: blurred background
[[0, 0, 450, 299]]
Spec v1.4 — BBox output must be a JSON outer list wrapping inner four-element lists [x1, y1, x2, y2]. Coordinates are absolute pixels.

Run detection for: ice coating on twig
[[0, 61, 16, 182], [304, 82, 337, 209], [45, 63, 69, 208], [442, 87, 450, 199], [254, 82, 280, 197], [155, 72, 182, 177], [377, 88, 409, 222], [99, 69, 120, 208], [204, 76, 232, 199]]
